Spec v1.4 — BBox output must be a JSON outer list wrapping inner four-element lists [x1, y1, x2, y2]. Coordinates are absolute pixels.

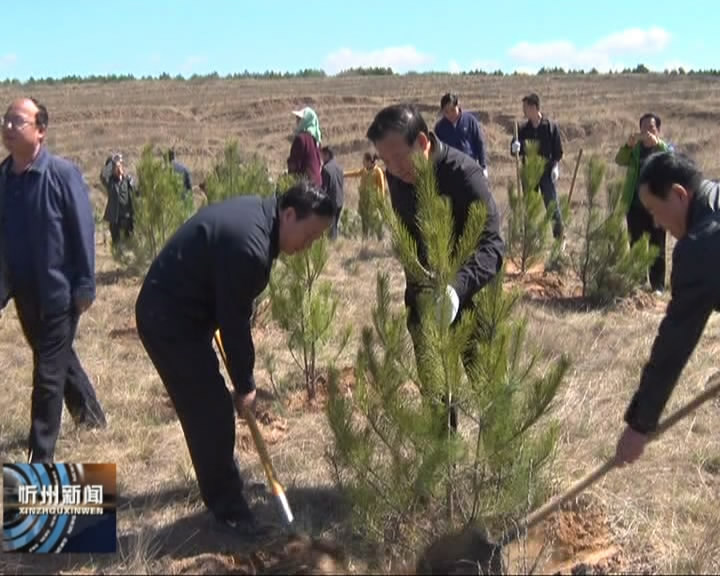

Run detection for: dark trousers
[[329, 205, 342, 240], [626, 201, 666, 291], [539, 172, 564, 239], [135, 289, 248, 519], [109, 216, 133, 245], [14, 299, 105, 462], [406, 310, 462, 436]]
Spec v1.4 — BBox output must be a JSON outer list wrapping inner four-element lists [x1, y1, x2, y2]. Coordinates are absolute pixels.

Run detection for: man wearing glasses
[[0, 97, 106, 463]]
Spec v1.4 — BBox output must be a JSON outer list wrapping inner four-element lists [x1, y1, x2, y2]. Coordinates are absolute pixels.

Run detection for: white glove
[[551, 164, 559, 183], [482, 167, 489, 179], [511, 140, 521, 155], [435, 285, 460, 326]]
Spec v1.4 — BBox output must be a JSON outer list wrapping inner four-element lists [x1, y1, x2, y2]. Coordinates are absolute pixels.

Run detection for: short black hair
[[363, 151, 378, 164], [321, 146, 334, 159], [638, 151, 703, 200], [278, 177, 336, 219], [522, 93, 540, 109], [440, 92, 458, 109], [29, 97, 48, 128], [366, 103, 429, 147], [639, 113, 661, 130]]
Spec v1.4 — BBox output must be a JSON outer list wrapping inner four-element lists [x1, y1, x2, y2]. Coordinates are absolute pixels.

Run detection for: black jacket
[[625, 180, 720, 433], [102, 174, 136, 224], [322, 157, 344, 208], [0, 148, 96, 316], [138, 194, 280, 395], [386, 135, 505, 321], [512, 116, 563, 171]]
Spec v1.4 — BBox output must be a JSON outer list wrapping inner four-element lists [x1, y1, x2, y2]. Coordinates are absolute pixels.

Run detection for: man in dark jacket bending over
[[135, 179, 334, 532], [366, 103, 505, 430], [615, 151, 720, 465]]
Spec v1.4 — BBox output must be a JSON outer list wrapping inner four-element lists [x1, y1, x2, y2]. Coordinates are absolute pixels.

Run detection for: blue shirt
[[0, 147, 96, 315], [434, 110, 488, 168]]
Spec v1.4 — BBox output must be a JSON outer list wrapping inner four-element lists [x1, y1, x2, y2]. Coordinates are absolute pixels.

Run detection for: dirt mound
[[510, 499, 623, 575], [418, 499, 623, 575], [504, 261, 575, 301], [285, 366, 356, 413], [167, 534, 345, 575]]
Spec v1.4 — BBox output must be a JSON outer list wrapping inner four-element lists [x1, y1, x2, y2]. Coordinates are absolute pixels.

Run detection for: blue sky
[[0, 0, 712, 80]]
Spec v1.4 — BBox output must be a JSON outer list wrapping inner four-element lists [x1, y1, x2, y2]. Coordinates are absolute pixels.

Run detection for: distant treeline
[[2, 64, 719, 86]]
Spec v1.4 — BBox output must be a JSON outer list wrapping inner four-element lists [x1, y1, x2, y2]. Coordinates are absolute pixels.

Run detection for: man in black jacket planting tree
[[366, 103, 505, 433], [615, 151, 720, 465], [135, 179, 334, 534]]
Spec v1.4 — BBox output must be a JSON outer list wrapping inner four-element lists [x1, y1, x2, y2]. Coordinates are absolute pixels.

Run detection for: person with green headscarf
[[288, 107, 323, 188]]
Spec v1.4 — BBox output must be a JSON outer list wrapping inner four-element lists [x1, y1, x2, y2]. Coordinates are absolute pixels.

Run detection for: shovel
[[214, 330, 294, 527], [417, 372, 720, 575]]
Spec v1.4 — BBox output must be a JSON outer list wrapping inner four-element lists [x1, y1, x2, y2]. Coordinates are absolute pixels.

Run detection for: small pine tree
[[327, 152, 569, 558], [573, 156, 659, 303], [128, 144, 194, 269], [545, 195, 572, 273], [358, 178, 384, 241], [339, 208, 362, 239], [506, 141, 553, 273], [267, 173, 350, 400], [268, 234, 351, 400], [203, 140, 274, 204]]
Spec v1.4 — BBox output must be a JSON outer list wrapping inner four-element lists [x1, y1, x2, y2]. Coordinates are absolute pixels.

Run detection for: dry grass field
[[1, 73, 720, 574]]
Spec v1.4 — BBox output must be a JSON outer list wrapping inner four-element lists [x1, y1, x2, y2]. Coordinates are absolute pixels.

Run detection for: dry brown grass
[[2, 74, 720, 574]]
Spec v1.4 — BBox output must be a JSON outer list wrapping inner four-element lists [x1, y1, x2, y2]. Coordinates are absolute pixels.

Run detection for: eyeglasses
[[1, 115, 35, 131]]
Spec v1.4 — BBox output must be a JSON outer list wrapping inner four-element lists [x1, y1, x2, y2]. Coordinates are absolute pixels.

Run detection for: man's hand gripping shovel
[[214, 330, 294, 528]]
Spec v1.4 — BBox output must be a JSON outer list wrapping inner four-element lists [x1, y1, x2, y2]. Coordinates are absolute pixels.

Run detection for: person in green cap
[[288, 107, 323, 187]]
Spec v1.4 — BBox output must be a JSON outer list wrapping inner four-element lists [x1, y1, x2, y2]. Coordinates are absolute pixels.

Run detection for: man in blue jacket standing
[[434, 92, 489, 178], [0, 97, 106, 463]]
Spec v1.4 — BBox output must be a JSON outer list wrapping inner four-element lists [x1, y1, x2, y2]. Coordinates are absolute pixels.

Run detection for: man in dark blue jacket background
[[0, 97, 106, 463], [434, 92, 489, 178]]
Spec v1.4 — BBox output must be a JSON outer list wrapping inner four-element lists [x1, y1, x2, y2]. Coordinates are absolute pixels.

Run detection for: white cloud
[[324, 45, 434, 74], [508, 27, 671, 72], [448, 59, 461, 74], [594, 27, 670, 55]]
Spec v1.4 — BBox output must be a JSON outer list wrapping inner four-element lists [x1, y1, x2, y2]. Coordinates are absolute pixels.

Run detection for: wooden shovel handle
[[214, 331, 280, 487]]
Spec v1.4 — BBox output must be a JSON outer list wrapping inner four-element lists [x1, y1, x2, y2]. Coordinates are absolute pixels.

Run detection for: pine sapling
[[574, 156, 659, 303], [506, 141, 553, 273], [328, 151, 569, 559], [269, 231, 351, 400], [128, 144, 194, 270], [203, 140, 274, 204], [545, 194, 572, 273], [270, 236, 352, 399], [358, 178, 384, 241]]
